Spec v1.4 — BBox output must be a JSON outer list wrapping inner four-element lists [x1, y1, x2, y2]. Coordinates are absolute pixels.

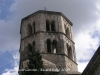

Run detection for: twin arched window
[[28, 44, 32, 52], [46, 20, 56, 31], [46, 20, 50, 31], [47, 39, 57, 53], [27, 22, 35, 36], [33, 41, 35, 47], [65, 25, 70, 38], [33, 22, 35, 33], [51, 21, 55, 31], [47, 39, 51, 53], [28, 41, 35, 52], [67, 44, 73, 60], [27, 25, 32, 36], [66, 28, 70, 38]]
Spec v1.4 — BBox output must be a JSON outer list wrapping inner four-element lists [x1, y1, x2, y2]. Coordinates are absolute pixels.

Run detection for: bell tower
[[19, 10, 79, 75]]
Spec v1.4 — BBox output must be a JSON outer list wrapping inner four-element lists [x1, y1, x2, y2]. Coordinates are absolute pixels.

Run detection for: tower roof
[[22, 10, 73, 26]]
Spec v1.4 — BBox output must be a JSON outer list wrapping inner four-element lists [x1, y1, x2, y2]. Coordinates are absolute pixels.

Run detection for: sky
[[0, 0, 100, 75]]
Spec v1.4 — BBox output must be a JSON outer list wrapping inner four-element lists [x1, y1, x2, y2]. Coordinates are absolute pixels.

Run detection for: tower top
[[22, 10, 73, 26]]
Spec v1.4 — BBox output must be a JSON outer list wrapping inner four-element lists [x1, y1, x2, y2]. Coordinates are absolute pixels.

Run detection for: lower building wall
[[93, 64, 100, 75], [65, 57, 78, 72], [42, 53, 66, 68], [45, 72, 59, 75], [41, 53, 78, 72]]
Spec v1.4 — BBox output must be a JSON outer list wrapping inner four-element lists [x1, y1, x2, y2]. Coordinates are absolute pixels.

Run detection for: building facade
[[82, 46, 100, 75], [19, 10, 80, 75]]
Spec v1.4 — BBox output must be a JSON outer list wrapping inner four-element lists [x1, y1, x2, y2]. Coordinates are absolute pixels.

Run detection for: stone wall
[[93, 64, 100, 75], [19, 10, 78, 75]]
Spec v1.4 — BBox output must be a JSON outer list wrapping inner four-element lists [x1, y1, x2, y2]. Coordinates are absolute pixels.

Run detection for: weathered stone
[[19, 10, 80, 75]]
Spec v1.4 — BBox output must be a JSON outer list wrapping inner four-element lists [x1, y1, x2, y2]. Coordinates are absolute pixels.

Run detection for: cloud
[[0, 10, 2, 14], [1, 0, 99, 51], [0, 19, 20, 52], [0, 0, 100, 73], [74, 4, 100, 70], [13, 0, 99, 35], [9, 1, 17, 12], [1, 66, 18, 75], [1, 51, 19, 75], [0, 0, 6, 5], [78, 61, 88, 72], [75, 28, 99, 60]]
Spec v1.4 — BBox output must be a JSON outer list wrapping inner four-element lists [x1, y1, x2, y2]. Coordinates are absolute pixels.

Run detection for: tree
[[23, 47, 45, 75]]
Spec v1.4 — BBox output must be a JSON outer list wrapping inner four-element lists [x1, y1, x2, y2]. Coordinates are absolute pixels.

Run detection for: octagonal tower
[[19, 10, 79, 75]]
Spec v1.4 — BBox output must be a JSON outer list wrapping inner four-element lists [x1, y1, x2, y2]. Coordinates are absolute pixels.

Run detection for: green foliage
[[23, 47, 45, 75]]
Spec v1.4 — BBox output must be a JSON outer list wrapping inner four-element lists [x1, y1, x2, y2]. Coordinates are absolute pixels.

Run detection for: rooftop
[[22, 10, 73, 26]]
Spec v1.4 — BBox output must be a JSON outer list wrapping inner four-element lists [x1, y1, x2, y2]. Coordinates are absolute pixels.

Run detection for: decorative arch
[[52, 40, 57, 53], [27, 24, 32, 36], [51, 20, 55, 31], [47, 39, 51, 53], [46, 20, 50, 31]]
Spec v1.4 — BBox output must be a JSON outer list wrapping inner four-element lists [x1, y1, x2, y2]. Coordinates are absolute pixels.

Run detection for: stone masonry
[[19, 10, 80, 75]]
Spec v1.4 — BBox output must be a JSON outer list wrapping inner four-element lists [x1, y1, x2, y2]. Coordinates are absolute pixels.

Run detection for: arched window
[[52, 40, 57, 53], [33, 22, 35, 33], [46, 20, 50, 31], [51, 20, 55, 31], [33, 41, 35, 50], [66, 28, 70, 38], [68, 46, 73, 59], [64, 25, 66, 32], [47, 39, 51, 53], [27, 25, 32, 36], [28, 44, 32, 52]]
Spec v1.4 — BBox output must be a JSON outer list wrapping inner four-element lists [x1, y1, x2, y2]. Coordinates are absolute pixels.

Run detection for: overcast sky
[[0, 0, 100, 75]]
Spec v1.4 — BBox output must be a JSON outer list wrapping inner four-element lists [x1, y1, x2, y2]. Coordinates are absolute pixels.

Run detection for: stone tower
[[19, 10, 79, 75]]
